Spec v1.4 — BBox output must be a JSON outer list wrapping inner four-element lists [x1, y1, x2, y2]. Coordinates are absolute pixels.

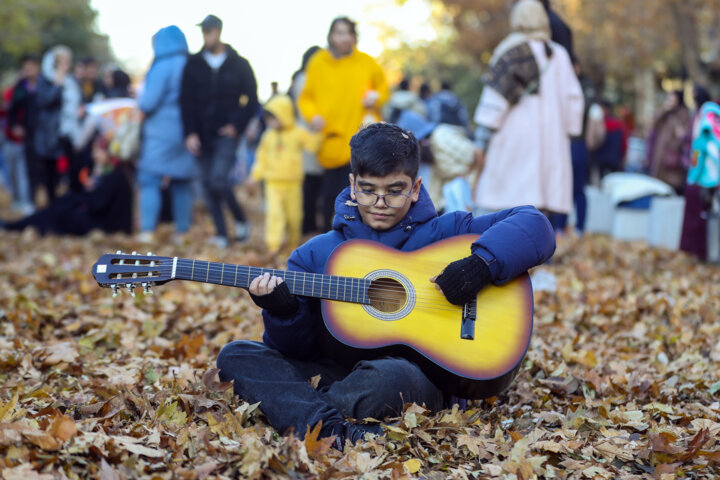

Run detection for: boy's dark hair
[[350, 123, 419, 180], [328, 17, 357, 40]]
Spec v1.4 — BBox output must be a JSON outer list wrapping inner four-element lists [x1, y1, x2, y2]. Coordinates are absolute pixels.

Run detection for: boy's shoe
[[327, 421, 384, 450], [235, 221, 251, 243], [209, 235, 229, 249]]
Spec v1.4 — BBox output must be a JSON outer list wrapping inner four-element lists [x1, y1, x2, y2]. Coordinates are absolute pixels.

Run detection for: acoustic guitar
[[92, 235, 533, 399]]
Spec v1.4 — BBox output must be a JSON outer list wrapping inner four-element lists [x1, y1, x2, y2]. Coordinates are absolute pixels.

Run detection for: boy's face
[[265, 113, 281, 130], [349, 171, 421, 231]]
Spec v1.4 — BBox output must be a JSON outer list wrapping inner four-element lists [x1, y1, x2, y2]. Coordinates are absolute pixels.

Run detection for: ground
[[1, 205, 719, 479]]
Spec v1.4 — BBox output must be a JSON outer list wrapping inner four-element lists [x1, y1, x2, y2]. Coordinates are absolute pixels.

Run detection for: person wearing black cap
[[180, 14, 259, 248]]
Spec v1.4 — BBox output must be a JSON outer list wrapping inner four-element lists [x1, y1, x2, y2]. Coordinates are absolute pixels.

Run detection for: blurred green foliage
[[0, 0, 110, 77]]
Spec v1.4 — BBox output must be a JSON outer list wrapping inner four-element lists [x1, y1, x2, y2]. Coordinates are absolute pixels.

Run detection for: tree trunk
[[634, 68, 655, 136], [669, 0, 712, 88]]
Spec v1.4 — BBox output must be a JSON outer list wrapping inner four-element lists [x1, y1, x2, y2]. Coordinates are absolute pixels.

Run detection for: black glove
[[434, 254, 492, 306], [249, 281, 299, 317]]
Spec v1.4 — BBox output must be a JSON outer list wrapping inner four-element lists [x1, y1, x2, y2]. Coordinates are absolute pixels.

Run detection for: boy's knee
[[216, 340, 266, 371]]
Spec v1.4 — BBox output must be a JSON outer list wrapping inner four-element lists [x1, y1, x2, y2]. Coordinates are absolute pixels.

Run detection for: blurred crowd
[[0, 0, 717, 261]]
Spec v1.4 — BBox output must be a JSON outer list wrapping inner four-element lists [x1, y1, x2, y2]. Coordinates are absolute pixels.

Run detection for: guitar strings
[[133, 264, 493, 305], [118, 265, 483, 313]]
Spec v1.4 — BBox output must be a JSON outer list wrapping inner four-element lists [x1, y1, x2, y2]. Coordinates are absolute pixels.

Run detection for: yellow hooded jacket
[[298, 48, 389, 169], [251, 95, 321, 183]]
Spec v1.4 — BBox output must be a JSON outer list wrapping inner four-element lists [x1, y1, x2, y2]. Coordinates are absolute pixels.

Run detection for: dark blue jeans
[[216, 341, 444, 438], [201, 136, 246, 238]]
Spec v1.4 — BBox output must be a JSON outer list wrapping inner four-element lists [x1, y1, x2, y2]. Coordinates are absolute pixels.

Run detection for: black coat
[[180, 44, 259, 144], [547, 9, 575, 64]]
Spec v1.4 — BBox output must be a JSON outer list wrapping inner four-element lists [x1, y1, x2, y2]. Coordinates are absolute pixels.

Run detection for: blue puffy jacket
[[138, 26, 197, 179], [260, 185, 555, 363]]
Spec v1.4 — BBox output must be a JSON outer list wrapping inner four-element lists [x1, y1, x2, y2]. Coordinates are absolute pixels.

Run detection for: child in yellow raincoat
[[250, 94, 321, 253]]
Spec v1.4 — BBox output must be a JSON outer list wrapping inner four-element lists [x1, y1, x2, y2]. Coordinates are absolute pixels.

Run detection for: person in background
[[427, 82, 470, 132], [289, 45, 324, 237], [382, 78, 427, 123], [586, 99, 628, 184], [539, 0, 576, 66], [77, 57, 106, 104], [34, 45, 82, 205], [679, 86, 713, 260], [396, 110, 481, 213], [471, 0, 583, 217], [248, 94, 320, 254], [137, 26, 198, 244], [181, 14, 259, 248], [298, 16, 389, 231], [645, 90, 691, 193], [1, 135, 133, 236], [5, 54, 41, 214], [419, 83, 433, 111]]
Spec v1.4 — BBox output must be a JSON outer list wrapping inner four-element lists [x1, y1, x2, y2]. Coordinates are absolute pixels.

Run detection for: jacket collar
[[331, 185, 438, 248]]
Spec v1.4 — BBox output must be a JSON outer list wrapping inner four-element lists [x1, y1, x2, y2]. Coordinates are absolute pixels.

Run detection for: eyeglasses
[[354, 185, 412, 208]]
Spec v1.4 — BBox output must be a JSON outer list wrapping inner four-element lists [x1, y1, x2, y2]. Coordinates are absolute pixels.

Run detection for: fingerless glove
[[435, 254, 492, 306], [249, 281, 299, 317]]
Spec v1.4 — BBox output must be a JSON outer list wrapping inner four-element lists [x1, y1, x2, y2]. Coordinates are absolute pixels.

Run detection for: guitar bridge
[[461, 299, 477, 340]]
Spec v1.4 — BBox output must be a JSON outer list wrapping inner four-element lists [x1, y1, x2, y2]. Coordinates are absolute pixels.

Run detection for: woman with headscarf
[[471, 0, 583, 216], [33, 45, 82, 203], [644, 90, 691, 193], [136, 26, 198, 243]]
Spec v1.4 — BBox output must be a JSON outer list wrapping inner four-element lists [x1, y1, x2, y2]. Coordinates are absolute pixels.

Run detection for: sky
[[90, 0, 436, 100]]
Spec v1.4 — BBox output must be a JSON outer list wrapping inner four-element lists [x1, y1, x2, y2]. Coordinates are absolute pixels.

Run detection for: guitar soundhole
[[368, 277, 406, 313]]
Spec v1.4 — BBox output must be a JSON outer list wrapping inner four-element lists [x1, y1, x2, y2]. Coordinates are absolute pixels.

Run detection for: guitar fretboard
[[174, 259, 372, 304]]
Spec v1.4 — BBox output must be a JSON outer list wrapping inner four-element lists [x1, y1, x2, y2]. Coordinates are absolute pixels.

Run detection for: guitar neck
[[173, 258, 371, 304]]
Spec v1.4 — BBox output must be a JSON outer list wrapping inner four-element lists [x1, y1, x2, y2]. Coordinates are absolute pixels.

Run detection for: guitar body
[[322, 235, 533, 399]]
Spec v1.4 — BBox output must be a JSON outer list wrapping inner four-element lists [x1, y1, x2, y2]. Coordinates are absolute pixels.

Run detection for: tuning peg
[[143, 283, 153, 295], [131, 251, 137, 256], [116, 250, 122, 254], [146, 252, 152, 256], [111, 284, 120, 298], [126, 284, 136, 298]]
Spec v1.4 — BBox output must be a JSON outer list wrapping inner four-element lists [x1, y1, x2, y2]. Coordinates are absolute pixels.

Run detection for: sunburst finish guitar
[[92, 235, 533, 399]]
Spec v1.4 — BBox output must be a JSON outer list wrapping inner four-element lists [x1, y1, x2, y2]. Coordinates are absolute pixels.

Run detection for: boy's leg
[[321, 357, 445, 421], [217, 341, 348, 437], [264, 184, 286, 252]]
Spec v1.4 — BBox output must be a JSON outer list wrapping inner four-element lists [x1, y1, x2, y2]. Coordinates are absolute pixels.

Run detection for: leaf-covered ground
[[1, 205, 720, 479]]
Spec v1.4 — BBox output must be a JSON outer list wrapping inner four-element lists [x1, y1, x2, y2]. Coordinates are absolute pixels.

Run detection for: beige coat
[[473, 41, 583, 214]]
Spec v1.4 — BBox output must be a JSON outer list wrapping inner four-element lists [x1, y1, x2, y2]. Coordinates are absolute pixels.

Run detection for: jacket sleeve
[[179, 61, 197, 137], [138, 63, 168, 116], [453, 205, 555, 284], [231, 58, 259, 136], [260, 246, 323, 360], [250, 134, 268, 181], [297, 59, 320, 122], [300, 127, 322, 154], [35, 78, 63, 110]]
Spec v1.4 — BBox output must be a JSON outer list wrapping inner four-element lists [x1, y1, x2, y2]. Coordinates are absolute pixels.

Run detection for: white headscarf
[[490, 0, 551, 65], [41, 45, 82, 142]]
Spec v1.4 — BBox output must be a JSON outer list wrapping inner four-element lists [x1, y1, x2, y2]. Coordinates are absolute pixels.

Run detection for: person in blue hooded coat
[[137, 26, 197, 242], [217, 122, 555, 449]]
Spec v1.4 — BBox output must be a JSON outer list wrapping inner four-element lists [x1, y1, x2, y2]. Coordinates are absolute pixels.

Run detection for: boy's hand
[[430, 254, 491, 306], [245, 178, 259, 196], [249, 273, 299, 316]]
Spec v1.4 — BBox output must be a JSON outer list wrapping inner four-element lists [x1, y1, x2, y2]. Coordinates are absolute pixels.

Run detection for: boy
[[217, 122, 555, 448], [249, 94, 320, 254]]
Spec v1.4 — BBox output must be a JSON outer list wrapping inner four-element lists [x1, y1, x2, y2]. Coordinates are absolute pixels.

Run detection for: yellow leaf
[[304, 422, 333, 458], [403, 458, 421, 473], [49, 414, 77, 442], [0, 392, 19, 422]]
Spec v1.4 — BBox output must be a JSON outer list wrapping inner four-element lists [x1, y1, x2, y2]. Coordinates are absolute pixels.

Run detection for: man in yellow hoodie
[[298, 17, 389, 231], [250, 94, 320, 254]]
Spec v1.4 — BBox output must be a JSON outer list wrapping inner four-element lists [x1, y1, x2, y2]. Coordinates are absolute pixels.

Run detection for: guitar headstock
[[92, 251, 174, 297]]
